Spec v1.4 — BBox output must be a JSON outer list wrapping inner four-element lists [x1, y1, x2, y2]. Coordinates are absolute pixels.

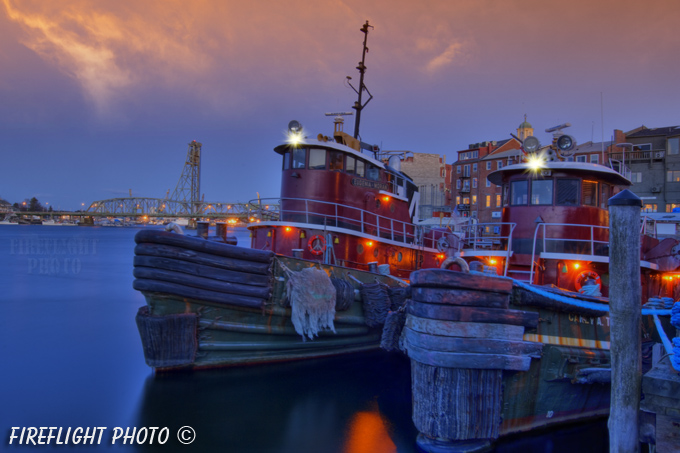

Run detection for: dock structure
[[639, 299, 680, 452], [608, 189, 643, 453], [607, 189, 680, 452], [640, 361, 680, 453]]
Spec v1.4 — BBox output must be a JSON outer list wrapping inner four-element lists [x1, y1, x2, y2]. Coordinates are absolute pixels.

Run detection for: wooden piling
[[608, 189, 642, 453], [405, 269, 539, 452]]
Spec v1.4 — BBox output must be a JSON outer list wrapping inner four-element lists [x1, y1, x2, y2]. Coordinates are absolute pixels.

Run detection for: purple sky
[[1, 0, 679, 210]]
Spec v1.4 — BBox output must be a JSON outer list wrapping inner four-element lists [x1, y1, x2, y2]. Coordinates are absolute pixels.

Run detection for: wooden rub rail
[[134, 243, 272, 275], [133, 229, 275, 310], [134, 229, 274, 263], [405, 269, 541, 452]]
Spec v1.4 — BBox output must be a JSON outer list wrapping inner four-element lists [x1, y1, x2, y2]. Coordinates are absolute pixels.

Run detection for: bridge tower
[[169, 140, 203, 215]]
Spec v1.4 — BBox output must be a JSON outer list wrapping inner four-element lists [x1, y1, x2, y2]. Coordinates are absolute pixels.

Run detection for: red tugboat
[[247, 114, 453, 279]]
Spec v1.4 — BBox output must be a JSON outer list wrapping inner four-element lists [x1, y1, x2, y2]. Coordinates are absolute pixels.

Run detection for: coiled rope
[[360, 282, 392, 327], [671, 301, 680, 329], [331, 278, 355, 311]]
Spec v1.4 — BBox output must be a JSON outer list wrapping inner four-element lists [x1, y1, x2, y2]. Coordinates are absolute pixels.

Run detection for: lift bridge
[[86, 141, 279, 222]]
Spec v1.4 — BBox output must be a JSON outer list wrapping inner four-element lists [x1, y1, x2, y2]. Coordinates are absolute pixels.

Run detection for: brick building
[[383, 151, 451, 220], [451, 121, 526, 223]]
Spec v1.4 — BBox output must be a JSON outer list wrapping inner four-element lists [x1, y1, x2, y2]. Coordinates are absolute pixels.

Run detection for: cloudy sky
[[1, 0, 679, 210]]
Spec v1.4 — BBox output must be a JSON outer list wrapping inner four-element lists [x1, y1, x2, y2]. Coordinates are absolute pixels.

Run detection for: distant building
[[451, 119, 526, 224], [0, 197, 12, 214], [608, 125, 680, 213], [452, 138, 523, 223], [383, 151, 450, 221]]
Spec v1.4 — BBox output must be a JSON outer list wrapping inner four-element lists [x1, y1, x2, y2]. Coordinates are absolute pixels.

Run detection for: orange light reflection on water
[[342, 410, 396, 453]]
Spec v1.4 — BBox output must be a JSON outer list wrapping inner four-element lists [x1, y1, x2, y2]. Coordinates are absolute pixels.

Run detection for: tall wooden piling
[[608, 189, 642, 453], [405, 269, 540, 452]]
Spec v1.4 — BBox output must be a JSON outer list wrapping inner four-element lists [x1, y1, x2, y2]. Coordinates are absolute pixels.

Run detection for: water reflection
[[133, 352, 417, 452], [343, 409, 397, 453]]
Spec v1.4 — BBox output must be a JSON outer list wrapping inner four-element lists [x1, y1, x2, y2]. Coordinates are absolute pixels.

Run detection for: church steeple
[[517, 114, 533, 140]]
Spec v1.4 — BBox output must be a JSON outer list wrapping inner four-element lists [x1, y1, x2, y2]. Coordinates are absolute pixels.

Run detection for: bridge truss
[[86, 198, 278, 220], [85, 140, 279, 221]]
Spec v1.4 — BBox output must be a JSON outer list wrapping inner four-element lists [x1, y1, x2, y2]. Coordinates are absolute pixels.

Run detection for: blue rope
[[506, 278, 678, 315], [672, 337, 680, 371], [672, 301, 680, 329], [512, 279, 610, 312]]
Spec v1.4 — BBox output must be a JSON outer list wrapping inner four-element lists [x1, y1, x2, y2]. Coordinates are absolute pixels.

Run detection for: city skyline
[[1, 0, 679, 209]]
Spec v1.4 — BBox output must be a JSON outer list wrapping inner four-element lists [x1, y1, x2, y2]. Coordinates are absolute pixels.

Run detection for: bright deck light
[[287, 131, 303, 145], [527, 154, 544, 171]]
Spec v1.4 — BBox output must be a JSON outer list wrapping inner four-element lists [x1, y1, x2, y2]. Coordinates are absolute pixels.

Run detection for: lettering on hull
[[351, 178, 390, 191]]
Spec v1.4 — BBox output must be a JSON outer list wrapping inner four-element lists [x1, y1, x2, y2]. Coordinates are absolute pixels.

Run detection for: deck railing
[[457, 222, 516, 276], [529, 223, 610, 284], [248, 197, 453, 250], [609, 150, 665, 162]]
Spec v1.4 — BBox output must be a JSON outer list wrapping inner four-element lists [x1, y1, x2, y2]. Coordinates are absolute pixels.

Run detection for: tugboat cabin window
[[292, 148, 306, 169], [530, 180, 553, 205], [282, 151, 290, 170], [356, 160, 365, 177], [582, 180, 598, 207], [556, 179, 580, 206], [510, 180, 528, 205], [309, 148, 326, 170], [346, 156, 356, 175], [366, 164, 380, 181], [329, 151, 344, 171]]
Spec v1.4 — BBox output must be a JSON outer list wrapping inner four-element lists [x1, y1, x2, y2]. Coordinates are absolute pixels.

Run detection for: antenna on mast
[[346, 20, 374, 140]]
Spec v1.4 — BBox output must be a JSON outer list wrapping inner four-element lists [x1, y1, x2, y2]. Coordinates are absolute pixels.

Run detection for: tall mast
[[350, 21, 374, 140]]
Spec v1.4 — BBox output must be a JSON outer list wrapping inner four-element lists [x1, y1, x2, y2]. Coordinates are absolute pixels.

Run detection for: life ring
[[574, 270, 601, 291], [308, 235, 326, 255]]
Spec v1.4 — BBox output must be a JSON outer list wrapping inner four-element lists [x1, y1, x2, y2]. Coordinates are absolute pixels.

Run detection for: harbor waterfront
[[0, 225, 620, 452]]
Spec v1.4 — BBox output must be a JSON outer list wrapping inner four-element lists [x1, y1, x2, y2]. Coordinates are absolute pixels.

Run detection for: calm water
[[0, 225, 609, 452]]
